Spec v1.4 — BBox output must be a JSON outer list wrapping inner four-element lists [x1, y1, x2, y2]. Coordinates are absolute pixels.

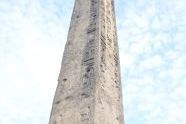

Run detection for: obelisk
[[49, 0, 124, 123]]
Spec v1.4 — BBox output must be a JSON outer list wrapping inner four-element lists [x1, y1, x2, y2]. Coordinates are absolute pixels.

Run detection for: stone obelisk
[[49, 0, 124, 123]]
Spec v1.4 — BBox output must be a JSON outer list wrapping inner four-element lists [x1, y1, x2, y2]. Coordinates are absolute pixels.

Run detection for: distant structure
[[49, 0, 124, 123]]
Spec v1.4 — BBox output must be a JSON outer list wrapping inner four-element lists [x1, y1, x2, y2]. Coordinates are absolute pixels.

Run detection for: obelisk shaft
[[49, 0, 124, 123]]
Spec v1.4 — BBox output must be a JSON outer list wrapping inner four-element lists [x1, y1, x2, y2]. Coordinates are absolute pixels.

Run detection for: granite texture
[[49, 0, 124, 123]]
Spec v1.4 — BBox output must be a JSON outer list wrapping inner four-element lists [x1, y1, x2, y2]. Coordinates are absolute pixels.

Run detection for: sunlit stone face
[[49, 0, 124, 123]]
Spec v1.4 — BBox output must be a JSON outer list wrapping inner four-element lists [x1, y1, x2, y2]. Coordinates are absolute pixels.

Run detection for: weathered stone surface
[[49, 0, 124, 123]]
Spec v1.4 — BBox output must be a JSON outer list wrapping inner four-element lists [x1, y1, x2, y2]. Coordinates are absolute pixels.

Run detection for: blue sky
[[0, 0, 186, 124]]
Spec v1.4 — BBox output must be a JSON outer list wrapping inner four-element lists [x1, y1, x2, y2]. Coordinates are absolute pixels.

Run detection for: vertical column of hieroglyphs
[[79, 0, 98, 123], [110, 0, 124, 122], [99, 0, 124, 123]]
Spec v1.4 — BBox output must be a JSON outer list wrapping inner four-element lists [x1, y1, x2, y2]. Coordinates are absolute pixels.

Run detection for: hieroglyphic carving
[[82, 65, 94, 89], [80, 106, 91, 124], [82, 0, 97, 91], [99, 0, 121, 93], [49, 0, 123, 123], [80, 0, 98, 123]]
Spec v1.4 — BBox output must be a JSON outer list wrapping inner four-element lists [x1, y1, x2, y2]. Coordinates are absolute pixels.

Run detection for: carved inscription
[[80, 106, 91, 124], [82, 0, 97, 92], [99, 0, 121, 92], [80, 0, 98, 123]]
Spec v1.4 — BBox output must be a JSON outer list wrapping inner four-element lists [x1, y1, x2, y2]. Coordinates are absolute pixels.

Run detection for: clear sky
[[0, 0, 186, 124]]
